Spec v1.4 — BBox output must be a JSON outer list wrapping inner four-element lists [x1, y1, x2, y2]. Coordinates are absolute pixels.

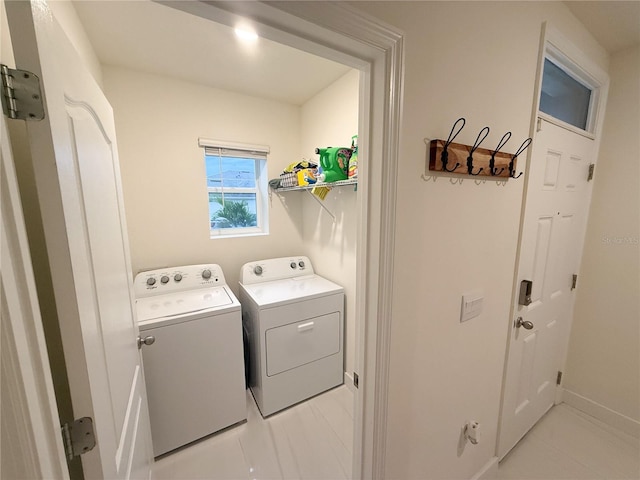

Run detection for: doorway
[[3, 1, 402, 477], [71, 0, 359, 475], [58, 1, 401, 478], [498, 22, 609, 459]]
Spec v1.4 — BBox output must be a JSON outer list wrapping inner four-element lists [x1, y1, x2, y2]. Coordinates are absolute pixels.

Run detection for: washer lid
[[240, 274, 343, 308], [135, 286, 236, 322]]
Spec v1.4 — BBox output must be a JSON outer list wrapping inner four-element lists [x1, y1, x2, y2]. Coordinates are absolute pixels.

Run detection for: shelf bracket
[[305, 189, 336, 221]]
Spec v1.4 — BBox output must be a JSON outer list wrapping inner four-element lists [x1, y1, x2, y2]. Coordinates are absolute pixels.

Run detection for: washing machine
[[239, 256, 344, 417], [134, 264, 246, 457]]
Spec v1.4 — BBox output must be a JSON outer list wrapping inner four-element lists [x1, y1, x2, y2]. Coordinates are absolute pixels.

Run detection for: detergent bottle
[[348, 135, 358, 179], [314, 147, 351, 183]]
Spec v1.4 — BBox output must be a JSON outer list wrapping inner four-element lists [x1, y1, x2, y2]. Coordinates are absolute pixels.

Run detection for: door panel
[[6, 1, 153, 477], [515, 332, 538, 413], [531, 216, 552, 304], [499, 119, 596, 458], [69, 102, 140, 441]]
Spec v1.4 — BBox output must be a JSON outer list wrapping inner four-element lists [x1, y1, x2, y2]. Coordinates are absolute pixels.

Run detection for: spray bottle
[[348, 135, 358, 179]]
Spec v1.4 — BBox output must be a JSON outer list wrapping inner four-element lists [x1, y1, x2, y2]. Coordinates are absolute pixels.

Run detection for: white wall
[[0, 0, 12, 64], [47, 0, 103, 87], [350, 2, 609, 478], [564, 44, 640, 431], [102, 66, 304, 293], [299, 69, 359, 379]]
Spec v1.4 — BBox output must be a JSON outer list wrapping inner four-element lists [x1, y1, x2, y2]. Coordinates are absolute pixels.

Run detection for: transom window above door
[[538, 46, 600, 135]]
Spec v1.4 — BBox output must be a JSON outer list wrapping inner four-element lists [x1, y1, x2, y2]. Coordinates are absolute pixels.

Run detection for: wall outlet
[[460, 292, 484, 323]]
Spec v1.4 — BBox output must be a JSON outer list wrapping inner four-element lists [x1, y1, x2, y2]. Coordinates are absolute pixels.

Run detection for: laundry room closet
[[71, 0, 360, 469]]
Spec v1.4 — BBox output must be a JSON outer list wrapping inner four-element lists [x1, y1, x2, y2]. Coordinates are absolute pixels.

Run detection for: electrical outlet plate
[[460, 292, 484, 323]]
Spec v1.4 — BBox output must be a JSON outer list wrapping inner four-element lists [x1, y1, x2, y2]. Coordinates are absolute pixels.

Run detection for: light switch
[[460, 292, 484, 323]]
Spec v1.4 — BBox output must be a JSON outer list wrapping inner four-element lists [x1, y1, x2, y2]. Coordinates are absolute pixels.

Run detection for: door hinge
[[1, 64, 45, 121], [571, 274, 578, 290], [588, 163, 595, 181], [61, 417, 96, 461], [556, 371, 563, 385], [536, 117, 542, 132], [353, 372, 359, 389]]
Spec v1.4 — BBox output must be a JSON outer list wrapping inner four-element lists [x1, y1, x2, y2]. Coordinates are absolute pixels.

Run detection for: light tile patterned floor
[[498, 404, 640, 480], [151, 386, 354, 480], [152, 392, 638, 480]]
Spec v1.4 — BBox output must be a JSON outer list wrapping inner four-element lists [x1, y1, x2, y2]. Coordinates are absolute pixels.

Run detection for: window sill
[[209, 231, 269, 240]]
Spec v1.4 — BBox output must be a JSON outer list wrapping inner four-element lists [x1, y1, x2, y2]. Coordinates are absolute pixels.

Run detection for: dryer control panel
[[134, 264, 227, 297], [240, 256, 314, 285]]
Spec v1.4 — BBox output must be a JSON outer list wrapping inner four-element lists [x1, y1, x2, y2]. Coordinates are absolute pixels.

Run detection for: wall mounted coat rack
[[427, 118, 531, 179]]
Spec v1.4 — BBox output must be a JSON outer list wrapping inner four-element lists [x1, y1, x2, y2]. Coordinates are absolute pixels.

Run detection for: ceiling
[[72, 1, 351, 106], [564, 1, 640, 53], [73, 1, 640, 106]]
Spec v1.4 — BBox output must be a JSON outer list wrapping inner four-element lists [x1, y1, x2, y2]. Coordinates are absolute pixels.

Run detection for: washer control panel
[[240, 256, 314, 285], [134, 264, 226, 297]]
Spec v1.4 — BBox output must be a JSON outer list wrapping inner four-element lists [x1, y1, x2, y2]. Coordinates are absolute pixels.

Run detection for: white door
[[498, 118, 596, 457], [5, 1, 153, 478], [1, 96, 69, 480]]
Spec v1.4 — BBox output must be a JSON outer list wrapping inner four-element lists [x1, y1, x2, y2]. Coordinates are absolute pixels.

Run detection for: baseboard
[[562, 388, 640, 439], [344, 371, 356, 393], [471, 456, 498, 480]]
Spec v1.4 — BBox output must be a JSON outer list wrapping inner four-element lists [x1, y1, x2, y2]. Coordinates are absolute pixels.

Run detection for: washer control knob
[[290, 261, 297, 269], [254, 265, 263, 275], [174, 273, 182, 282], [202, 269, 212, 280], [298, 260, 305, 269], [146, 277, 156, 286], [160, 275, 170, 284]]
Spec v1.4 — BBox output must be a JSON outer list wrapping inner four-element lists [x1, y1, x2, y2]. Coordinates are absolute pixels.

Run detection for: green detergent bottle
[[315, 147, 351, 183]]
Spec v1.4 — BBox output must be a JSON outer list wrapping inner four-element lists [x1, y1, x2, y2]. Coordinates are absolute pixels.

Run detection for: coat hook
[[441, 117, 465, 172], [508, 137, 532, 179], [466, 126, 489, 176], [489, 131, 511, 176]]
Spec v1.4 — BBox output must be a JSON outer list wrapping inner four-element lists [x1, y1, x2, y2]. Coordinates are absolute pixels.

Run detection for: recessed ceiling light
[[234, 27, 258, 43]]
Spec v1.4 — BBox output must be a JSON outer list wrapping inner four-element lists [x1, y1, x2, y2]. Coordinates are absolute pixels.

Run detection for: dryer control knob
[[174, 273, 182, 282], [298, 260, 305, 269], [160, 275, 170, 284], [254, 265, 263, 275], [202, 269, 212, 280], [290, 262, 297, 269], [146, 277, 156, 286]]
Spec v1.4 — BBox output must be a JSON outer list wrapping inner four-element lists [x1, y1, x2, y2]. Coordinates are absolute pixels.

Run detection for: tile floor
[[152, 390, 639, 480], [498, 404, 640, 480], [151, 385, 354, 480]]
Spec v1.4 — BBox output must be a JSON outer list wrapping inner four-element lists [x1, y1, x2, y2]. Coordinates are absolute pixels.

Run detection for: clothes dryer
[[134, 264, 245, 456], [239, 256, 344, 417]]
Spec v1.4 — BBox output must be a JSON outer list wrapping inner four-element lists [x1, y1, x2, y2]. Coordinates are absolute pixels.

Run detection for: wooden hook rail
[[428, 139, 515, 179]]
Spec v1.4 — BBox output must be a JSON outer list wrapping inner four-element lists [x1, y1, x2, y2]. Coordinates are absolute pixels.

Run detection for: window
[[538, 41, 601, 134], [199, 138, 269, 238]]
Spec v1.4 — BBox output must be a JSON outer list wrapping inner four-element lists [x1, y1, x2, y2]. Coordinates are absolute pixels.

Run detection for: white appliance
[[239, 256, 344, 417], [134, 264, 246, 457]]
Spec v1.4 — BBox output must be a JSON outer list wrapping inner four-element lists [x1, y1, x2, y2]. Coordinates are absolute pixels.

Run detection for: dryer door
[[265, 313, 341, 376]]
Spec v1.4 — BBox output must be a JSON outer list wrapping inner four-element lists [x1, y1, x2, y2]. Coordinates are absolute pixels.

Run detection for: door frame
[[160, 3, 404, 477], [496, 21, 609, 457], [5, 1, 404, 478], [1, 111, 69, 478]]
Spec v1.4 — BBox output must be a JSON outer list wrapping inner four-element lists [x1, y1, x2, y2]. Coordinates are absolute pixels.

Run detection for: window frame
[[199, 138, 270, 238]]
